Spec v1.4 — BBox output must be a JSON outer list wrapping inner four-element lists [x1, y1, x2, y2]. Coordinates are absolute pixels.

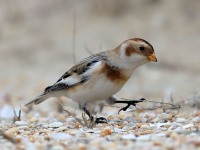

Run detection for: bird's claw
[[118, 98, 146, 113], [95, 117, 107, 124]]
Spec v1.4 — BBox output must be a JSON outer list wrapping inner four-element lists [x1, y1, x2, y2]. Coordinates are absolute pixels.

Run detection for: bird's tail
[[25, 94, 50, 106]]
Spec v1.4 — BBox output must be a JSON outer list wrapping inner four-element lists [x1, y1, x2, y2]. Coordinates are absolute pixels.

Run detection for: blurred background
[[0, 0, 200, 110]]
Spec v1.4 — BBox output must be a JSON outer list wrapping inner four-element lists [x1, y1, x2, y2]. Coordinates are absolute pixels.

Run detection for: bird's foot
[[95, 117, 107, 124], [116, 98, 146, 113]]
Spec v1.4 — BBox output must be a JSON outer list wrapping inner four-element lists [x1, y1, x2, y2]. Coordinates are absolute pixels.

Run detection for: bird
[[25, 38, 157, 123]]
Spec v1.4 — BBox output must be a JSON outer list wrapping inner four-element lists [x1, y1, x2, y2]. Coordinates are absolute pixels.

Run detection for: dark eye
[[139, 46, 145, 51]]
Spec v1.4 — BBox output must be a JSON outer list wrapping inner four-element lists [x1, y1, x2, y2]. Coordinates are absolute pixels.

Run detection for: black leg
[[82, 106, 94, 121], [115, 98, 146, 113], [82, 106, 107, 124]]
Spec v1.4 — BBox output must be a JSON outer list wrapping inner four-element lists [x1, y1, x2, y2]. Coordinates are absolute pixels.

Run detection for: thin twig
[[98, 0, 103, 52], [89, 116, 96, 128], [82, 113, 88, 127], [170, 92, 174, 104], [57, 100, 84, 126], [13, 105, 21, 123], [72, 0, 77, 64], [57, 99, 96, 128], [87, 106, 96, 128], [84, 44, 94, 55]]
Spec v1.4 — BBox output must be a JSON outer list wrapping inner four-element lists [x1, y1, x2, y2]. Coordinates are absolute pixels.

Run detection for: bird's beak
[[148, 53, 157, 62]]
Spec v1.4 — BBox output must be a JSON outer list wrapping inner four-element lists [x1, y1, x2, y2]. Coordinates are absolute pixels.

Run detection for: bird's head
[[111, 38, 157, 70]]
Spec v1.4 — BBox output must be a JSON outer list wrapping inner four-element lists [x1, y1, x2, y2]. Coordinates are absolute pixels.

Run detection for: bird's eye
[[139, 46, 145, 51]]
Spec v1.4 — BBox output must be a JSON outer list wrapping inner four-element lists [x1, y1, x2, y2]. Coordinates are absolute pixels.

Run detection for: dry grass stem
[[57, 100, 84, 126], [72, 0, 77, 64], [82, 110, 96, 128], [84, 44, 94, 55], [13, 105, 21, 123], [82, 113, 88, 127], [57, 100, 96, 128]]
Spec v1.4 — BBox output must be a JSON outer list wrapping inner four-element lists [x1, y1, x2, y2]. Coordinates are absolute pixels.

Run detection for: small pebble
[[5, 127, 19, 135], [160, 113, 172, 121], [140, 124, 151, 129], [49, 122, 63, 128], [56, 126, 68, 132], [121, 134, 136, 140], [86, 129, 94, 133], [15, 121, 29, 126], [66, 117, 77, 123], [19, 129, 25, 133], [141, 117, 148, 123], [151, 117, 159, 123], [140, 130, 153, 135], [17, 126, 28, 130], [29, 117, 38, 123], [51, 133, 72, 141], [114, 118, 121, 122], [100, 128, 112, 137], [42, 124, 49, 128], [183, 124, 194, 129], [127, 122, 135, 127], [176, 118, 187, 123], [39, 129, 49, 133], [122, 126, 129, 130], [66, 117, 76, 126], [137, 135, 151, 141], [114, 128, 126, 133], [192, 117, 200, 123], [68, 129, 79, 135], [156, 122, 171, 128], [124, 116, 135, 123], [160, 127, 167, 131], [50, 145, 64, 150], [174, 127, 184, 133]]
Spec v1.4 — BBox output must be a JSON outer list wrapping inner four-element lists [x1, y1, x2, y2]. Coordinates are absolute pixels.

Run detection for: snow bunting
[[26, 38, 157, 122]]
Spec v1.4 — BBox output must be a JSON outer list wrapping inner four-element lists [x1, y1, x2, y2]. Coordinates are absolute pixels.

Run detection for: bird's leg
[[116, 98, 146, 113], [107, 97, 146, 113], [82, 106, 107, 124], [82, 106, 93, 121]]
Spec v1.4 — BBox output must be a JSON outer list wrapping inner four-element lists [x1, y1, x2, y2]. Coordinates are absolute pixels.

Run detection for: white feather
[[59, 76, 80, 86], [66, 72, 124, 104], [83, 61, 102, 76]]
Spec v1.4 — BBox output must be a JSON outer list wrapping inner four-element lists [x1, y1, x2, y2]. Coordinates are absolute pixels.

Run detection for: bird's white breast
[[62, 61, 127, 104], [66, 73, 125, 103]]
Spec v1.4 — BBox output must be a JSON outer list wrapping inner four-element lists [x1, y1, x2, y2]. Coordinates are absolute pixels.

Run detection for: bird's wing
[[44, 51, 107, 94]]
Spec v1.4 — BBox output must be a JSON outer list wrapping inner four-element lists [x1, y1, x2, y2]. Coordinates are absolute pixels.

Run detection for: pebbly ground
[[1, 102, 200, 150]]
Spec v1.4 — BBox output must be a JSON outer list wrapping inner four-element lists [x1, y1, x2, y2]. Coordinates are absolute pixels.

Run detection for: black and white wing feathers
[[25, 51, 107, 106], [44, 51, 107, 94]]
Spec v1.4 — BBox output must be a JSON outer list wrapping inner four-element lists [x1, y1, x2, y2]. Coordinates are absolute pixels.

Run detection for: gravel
[[1, 107, 200, 150], [15, 121, 29, 126], [48, 122, 64, 128]]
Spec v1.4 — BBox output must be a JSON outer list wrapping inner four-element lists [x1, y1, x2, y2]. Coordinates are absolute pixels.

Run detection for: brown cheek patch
[[125, 45, 136, 57], [99, 63, 128, 83]]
